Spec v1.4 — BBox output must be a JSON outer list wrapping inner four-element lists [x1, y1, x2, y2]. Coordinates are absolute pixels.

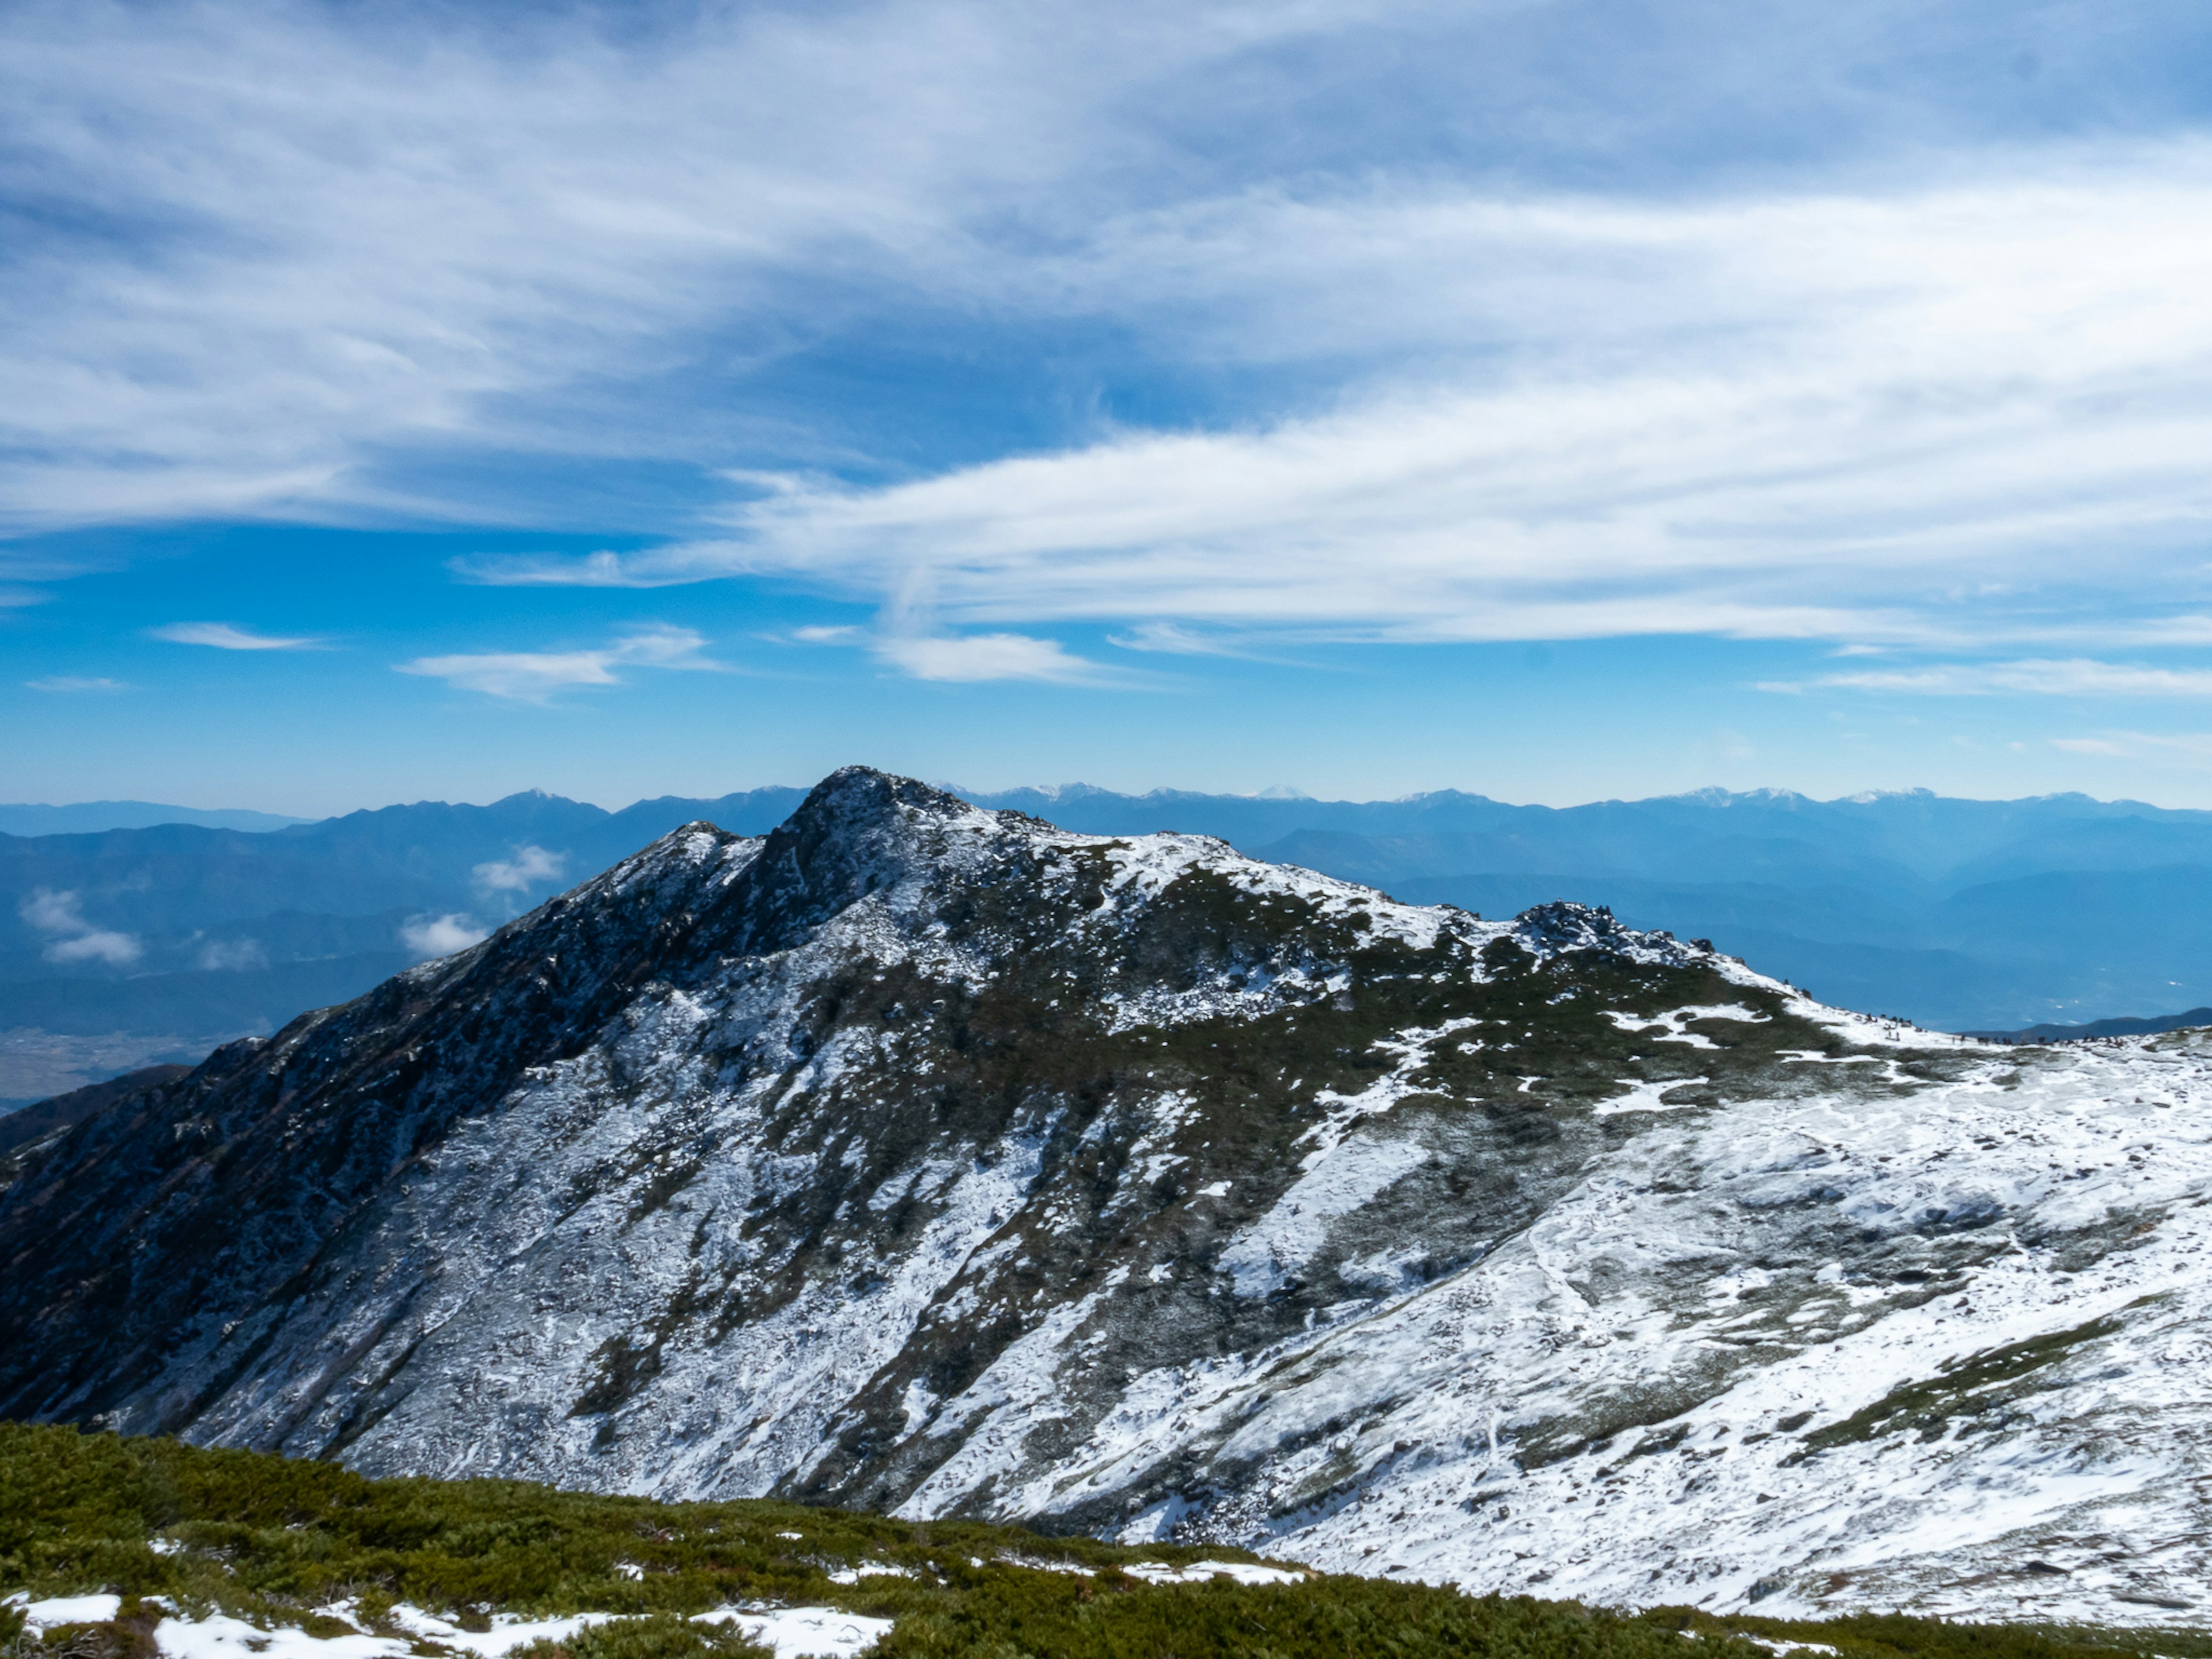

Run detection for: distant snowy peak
[[2, 767, 2199, 1632]]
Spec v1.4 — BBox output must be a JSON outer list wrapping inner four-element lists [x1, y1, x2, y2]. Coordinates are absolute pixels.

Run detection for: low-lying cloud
[[400, 913, 490, 959], [20, 887, 143, 966], [473, 844, 567, 893], [196, 937, 270, 972]]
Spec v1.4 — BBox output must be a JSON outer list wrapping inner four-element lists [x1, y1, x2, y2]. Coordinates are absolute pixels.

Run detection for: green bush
[[512, 1613, 771, 1659], [1, 1422, 2204, 1659]]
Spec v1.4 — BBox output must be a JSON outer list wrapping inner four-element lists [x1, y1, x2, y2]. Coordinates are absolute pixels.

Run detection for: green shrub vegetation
[[2, 1422, 2205, 1659]]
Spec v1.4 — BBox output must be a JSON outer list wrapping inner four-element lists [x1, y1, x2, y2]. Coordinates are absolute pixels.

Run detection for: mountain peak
[[714, 766, 1004, 957], [791, 764, 979, 830]]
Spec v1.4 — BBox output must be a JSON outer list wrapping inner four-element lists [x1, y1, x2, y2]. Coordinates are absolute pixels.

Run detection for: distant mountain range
[[3, 779, 2210, 1098], [0, 800, 309, 836]]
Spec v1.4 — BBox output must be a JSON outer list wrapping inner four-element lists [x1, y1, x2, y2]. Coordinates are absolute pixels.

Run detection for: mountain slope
[[2, 769, 2207, 1627], [0, 1063, 189, 1154]]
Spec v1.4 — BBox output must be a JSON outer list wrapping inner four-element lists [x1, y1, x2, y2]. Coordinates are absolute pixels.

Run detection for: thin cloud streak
[[872, 632, 1127, 684], [395, 625, 718, 703], [2052, 732, 2212, 764], [1771, 660, 2212, 698], [151, 622, 323, 651], [783, 619, 1138, 684]]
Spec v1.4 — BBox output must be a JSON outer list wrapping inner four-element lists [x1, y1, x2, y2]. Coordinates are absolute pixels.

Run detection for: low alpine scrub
[[3, 1423, 2203, 1659]]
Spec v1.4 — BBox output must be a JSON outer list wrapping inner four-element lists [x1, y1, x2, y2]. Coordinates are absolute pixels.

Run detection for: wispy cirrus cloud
[[13, 0, 2212, 721], [395, 625, 717, 703], [447, 153, 2212, 656], [872, 632, 1123, 684], [2052, 731, 2212, 760], [150, 622, 323, 651], [1765, 660, 2212, 698], [782, 619, 1131, 684], [0, 0, 1353, 537], [25, 675, 129, 692]]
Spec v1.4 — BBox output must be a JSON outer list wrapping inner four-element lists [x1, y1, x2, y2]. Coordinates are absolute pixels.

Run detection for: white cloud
[[20, 888, 85, 934], [1107, 620, 1294, 661], [400, 649, 624, 701], [482, 153, 2212, 652], [473, 844, 567, 893], [1778, 660, 2212, 698], [20, 886, 143, 965], [25, 675, 128, 692], [396, 626, 715, 702], [12, 1, 2212, 674], [0, 0, 1327, 534], [151, 622, 321, 650], [783, 619, 1119, 682], [873, 632, 1120, 684], [196, 937, 268, 971], [400, 912, 490, 959], [2052, 732, 2212, 764], [46, 930, 145, 965]]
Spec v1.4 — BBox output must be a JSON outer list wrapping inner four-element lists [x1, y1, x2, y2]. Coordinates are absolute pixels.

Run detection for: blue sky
[[9, 0, 2212, 814]]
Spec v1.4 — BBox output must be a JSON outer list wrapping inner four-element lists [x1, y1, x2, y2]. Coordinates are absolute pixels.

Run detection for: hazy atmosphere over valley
[[7, 2, 2212, 1656]]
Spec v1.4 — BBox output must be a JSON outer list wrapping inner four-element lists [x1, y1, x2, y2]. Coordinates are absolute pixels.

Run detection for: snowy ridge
[[2, 767, 2207, 1627]]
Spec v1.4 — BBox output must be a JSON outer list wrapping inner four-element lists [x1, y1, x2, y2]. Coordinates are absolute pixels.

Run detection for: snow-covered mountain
[[2, 768, 2206, 1627]]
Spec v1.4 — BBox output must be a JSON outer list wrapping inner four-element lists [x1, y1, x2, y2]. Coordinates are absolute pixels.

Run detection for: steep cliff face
[[3, 768, 2207, 1627]]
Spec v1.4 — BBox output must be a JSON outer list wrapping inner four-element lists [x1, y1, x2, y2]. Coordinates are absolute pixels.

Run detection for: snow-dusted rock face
[[3, 767, 2208, 1626]]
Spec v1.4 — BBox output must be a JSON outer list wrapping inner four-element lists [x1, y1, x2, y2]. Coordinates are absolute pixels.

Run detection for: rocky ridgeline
[[2, 768, 2207, 1626]]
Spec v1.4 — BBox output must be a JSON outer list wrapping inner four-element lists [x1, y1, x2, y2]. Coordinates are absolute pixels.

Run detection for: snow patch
[[697, 1606, 895, 1659], [9, 1595, 124, 1632], [1219, 1136, 1430, 1297], [1124, 1560, 1307, 1586], [1593, 1076, 1709, 1116]]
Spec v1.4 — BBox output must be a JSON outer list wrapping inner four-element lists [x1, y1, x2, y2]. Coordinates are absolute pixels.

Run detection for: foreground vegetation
[[2, 1423, 2206, 1659]]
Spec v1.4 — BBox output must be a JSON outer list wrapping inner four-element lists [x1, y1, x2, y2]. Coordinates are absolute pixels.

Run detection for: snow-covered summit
[[0, 768, 2205, 1628]]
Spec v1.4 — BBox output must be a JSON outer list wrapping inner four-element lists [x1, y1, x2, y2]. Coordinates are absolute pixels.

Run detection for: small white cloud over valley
[[400, 914, 491, 959]]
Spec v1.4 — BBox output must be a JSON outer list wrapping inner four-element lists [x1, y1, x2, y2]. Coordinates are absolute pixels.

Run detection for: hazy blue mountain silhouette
[[0, 801, 309, 835], [2, 782, 2208, 1080]]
